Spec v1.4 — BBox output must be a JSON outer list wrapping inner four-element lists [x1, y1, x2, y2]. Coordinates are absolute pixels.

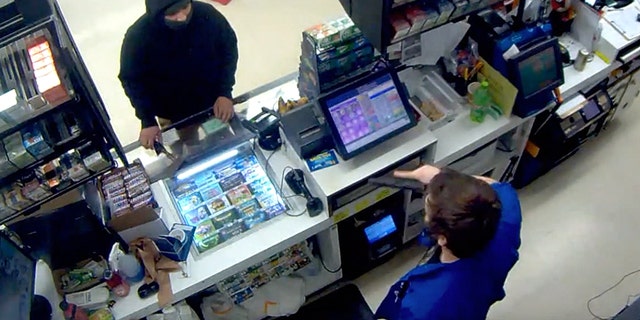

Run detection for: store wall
[[57, 0, 345, 148]]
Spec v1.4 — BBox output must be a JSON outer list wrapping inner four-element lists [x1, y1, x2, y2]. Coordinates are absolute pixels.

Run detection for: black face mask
[[164, 7, 193, 30]]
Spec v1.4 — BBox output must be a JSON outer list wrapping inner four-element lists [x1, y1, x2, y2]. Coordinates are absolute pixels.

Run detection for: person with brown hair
[[375, 165, 522, 320]]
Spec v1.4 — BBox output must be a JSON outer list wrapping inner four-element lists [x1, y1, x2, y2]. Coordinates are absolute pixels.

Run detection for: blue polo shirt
[[375, 182, 522, 320]]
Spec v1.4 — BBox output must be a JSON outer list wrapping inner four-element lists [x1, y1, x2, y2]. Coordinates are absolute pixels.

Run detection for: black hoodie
[[119, 0, 238, 128]]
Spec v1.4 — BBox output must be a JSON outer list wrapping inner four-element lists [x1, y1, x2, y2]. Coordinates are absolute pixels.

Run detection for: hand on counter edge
[[213, 96, 234, 122]]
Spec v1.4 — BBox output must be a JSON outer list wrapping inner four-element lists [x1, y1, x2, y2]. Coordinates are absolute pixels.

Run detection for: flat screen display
[[364, 215, 397, 244], [517, 46, 560, 98], [323, 72, 415, 158], [0, 234, 35, 320]]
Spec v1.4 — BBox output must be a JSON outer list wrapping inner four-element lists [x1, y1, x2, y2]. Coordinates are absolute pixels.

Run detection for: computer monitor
[[508, 37, 564, 100], [318, 69, 417, 160], [0, 232, 36, 320]]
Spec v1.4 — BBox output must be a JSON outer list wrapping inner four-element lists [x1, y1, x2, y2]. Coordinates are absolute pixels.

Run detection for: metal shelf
[[0, 133, 88, 185], [0, 165, 113, 225]]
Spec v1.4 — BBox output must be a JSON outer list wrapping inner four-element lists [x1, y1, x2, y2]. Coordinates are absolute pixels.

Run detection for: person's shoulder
[[491, 182, 522, 226], [124, 15, 152, 41]]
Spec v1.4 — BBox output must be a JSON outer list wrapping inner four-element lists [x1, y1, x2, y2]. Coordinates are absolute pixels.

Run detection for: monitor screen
[[0, 234, 35, 319], [364, 215, 397, 244], [321, 71, 416, 159], [516, 46, 561, 98]]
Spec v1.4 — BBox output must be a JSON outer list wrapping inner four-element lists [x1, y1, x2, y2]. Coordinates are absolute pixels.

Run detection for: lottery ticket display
[[167, 148, 286, 253]]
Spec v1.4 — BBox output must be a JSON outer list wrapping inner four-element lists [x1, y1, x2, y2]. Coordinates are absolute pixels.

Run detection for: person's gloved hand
[[139, 126, 161, 149], [213, 96, 234, 122], [394, 165, 441, 185]]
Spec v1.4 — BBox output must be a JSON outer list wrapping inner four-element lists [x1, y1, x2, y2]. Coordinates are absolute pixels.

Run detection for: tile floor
[[57, 0, 640, 319]]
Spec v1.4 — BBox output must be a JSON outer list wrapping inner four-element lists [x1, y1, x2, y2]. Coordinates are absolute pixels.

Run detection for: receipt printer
[[280, 101, 333, 159]]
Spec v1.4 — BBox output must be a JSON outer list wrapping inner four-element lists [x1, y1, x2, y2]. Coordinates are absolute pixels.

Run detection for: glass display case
[[160, 117, 287, 254]]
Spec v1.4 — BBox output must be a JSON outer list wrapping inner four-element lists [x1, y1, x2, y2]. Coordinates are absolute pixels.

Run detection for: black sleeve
[[118, 30, 158, 128], [213, 13, 238, 99]]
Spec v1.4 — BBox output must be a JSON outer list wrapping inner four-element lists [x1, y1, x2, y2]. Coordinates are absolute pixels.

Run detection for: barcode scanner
[[285, 169, 323, 217]]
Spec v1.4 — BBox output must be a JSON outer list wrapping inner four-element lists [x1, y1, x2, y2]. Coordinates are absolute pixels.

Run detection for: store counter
[[112, 46, 621, 317], [111, 173, 337, 319]]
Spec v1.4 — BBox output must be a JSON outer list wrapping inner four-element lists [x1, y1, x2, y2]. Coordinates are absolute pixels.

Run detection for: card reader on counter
[[280, 101, 333, 159]]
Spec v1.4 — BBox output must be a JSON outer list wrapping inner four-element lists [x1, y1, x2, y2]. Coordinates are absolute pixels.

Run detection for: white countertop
[[432, 110, 523, 166], [110, 182, 333, 320], [301, 119, 437, 198], [560, 54, 619, 98]]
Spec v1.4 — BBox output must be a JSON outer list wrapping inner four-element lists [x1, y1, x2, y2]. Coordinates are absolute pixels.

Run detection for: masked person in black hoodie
[[119, 0, 238, 149]]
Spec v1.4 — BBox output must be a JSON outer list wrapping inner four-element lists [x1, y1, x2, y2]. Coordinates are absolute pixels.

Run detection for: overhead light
[[176, 149, 239, 181]]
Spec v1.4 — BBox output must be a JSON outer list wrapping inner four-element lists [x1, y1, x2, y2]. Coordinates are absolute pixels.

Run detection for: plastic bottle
[[472, 81, 491, 108], [60, 301, 90, 320], [108, 243, 144, 283], [103, 269, 130, 297]]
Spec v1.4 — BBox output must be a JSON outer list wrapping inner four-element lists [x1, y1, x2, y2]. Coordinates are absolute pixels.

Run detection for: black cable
[[320, 255, 342, 274], [285, 208, 308, 217], [587, 268, 640, 320]]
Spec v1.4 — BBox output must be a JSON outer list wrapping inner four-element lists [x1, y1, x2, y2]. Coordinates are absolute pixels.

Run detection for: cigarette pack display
[[390, 13, 411, 41], [83, 151, 111, 172], [0, 142, 18, 177], [0, 194, 15, 220], [21, 122, 53, 160], [434, 0, 455, 25], [421, 9, 440, 30], [21, 173, 51, 201], [405, 6, 428, 34], [4, 186, 33, 210], [4, 131, 35, 168], [450, 0, 470, 19]]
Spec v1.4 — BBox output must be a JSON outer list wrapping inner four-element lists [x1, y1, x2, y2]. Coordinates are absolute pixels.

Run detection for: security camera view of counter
[[3, 0, 640, 319]]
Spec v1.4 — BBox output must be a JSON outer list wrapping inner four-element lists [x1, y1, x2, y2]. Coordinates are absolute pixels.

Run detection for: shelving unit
[[339, 0, 502, 55], [0, 0, 126, 224]]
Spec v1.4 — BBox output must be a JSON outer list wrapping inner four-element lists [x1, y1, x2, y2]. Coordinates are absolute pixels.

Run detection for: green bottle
[[473, 81, 491, 108]]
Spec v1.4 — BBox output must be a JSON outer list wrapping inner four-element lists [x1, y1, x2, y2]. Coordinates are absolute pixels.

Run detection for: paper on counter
[[604, 5, 640, 41], [402, 21, 470, 66], [477, 58, 518, 117]]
